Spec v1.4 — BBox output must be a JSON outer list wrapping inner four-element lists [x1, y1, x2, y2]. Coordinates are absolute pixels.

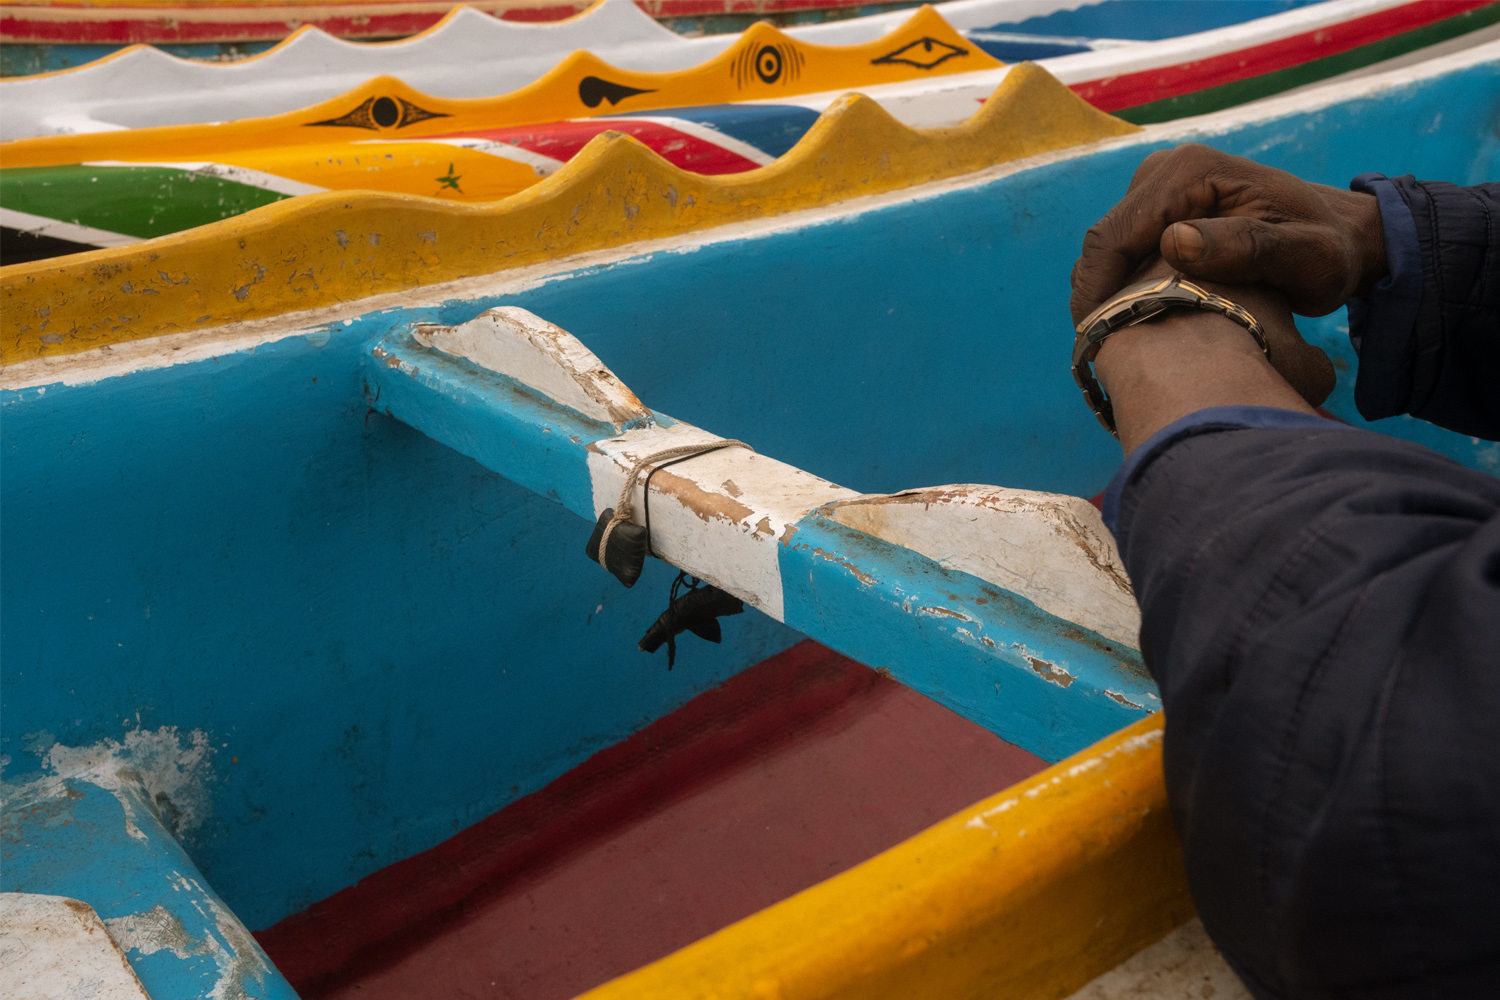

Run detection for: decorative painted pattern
[[0, 5, 995, 171], [1082, 0, 1499, 122], [0, 1, 1057, 135], [4, 0, 1493, 260], [0, 63, 1137, 363]]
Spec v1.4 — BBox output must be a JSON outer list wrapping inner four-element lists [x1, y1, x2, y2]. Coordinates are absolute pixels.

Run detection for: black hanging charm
[[639, 572, 744, 668], [585, 508, 649, 588]]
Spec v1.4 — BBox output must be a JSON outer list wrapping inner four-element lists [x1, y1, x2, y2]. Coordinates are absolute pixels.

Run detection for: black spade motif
[[732, 41, 803, 89], [870, 36, 969, 71], [306, 95, 449, 130], [578, 76, 656, 109]]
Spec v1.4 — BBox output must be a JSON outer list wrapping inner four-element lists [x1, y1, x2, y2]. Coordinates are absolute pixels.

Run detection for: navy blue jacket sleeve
[[1111, 411, 1500, 1000], [1347, 176, 1500, 440]]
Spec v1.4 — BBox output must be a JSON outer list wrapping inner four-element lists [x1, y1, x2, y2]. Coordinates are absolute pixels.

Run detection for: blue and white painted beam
[[366, 307, 1155, 762], [1, 734, 300, 1000]]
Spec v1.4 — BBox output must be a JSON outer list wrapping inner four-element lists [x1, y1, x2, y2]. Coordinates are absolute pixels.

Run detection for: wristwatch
[[1071, 274, 1269, 436]]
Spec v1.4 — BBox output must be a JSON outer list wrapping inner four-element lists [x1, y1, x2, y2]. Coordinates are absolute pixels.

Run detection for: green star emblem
[[436, 163, 462, 193]]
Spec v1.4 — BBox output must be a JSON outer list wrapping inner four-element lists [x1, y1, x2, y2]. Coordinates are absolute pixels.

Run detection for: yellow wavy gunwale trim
[[581, 714, 1193, 1000], [1, 5, 998, 168], [0, 63, 1139, 365]]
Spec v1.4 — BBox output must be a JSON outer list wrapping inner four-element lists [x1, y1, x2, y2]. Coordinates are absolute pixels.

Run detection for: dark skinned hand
[[1070, 143, 1388, 324], [1113, 253, 1337, 411]]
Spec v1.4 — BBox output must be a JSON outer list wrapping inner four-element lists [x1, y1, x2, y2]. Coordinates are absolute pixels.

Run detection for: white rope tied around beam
[[596, 439, 753, 568]]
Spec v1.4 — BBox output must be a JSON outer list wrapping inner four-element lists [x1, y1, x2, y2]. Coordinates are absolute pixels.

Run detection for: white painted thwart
[[413, 306, 1140, 638], [0, 894, 152, 1000]]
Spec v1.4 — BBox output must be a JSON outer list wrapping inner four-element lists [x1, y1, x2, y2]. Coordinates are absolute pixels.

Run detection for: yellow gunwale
[[580, 714, 1192, 1000], [0, 63, 1138, 366]]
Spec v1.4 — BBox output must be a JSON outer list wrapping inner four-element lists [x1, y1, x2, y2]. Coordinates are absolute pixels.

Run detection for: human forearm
[[1091, 268, 1325, 455], [1094, 313, 1313, 455]]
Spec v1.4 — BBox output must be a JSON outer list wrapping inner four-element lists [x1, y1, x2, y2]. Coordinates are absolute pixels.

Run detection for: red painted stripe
[[254, 640, 1045, 998], [639, 0, 871, 13], [431, 120, 764, 175], [0, 9, 584, 43], [0, 1, 876, 44], [1072, 0, 1494, 112]]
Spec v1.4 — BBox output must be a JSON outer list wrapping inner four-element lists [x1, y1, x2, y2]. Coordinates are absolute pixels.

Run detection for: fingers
[[1159, 217, 1353, 316], [1070, 144, 1246, 323]]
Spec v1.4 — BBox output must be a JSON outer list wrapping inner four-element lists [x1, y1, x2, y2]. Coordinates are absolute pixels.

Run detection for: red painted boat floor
[[259, 641, 1046, 1000]]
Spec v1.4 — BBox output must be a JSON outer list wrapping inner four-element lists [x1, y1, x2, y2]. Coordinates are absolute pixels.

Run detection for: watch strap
[[1071, 275, 1269, 436]]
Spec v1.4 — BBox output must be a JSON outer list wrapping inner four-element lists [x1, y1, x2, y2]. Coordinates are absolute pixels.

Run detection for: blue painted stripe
[[977, 0, 1327, 41], [603, 103, 821, 160], [963, 33, 1097, 61], [779, 510, 1153, 764]]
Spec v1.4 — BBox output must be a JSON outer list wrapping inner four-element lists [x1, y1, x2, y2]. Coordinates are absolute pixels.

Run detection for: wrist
[[1322, 184, 1387, 298], [1095, 309, 1315, 454]]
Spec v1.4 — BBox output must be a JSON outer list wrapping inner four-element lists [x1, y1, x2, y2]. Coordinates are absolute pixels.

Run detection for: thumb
[[1162, 217, 1349, 315], [1160, 217, 1283, 284]]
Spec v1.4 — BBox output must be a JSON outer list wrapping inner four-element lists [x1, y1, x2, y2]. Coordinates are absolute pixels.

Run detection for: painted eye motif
[[871, 37, 970, 71], [306, 96, 449, 130], [756, 46, 783, 84], [732, 43, 804, 89]]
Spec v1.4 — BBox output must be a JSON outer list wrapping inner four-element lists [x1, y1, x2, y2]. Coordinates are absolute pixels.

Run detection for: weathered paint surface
[[0, 733, 299, 999], [577, 715, 1195, 1000], [0, 62, 1135, 363], [825, 486, 1138, 647], [368, 307, 1153, 760], [0, 894, 152, 1000]]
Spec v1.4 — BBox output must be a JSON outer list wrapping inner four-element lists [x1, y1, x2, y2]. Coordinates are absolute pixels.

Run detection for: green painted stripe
[[1116, 3, 1500, 125], [0, 164, 290, 239]]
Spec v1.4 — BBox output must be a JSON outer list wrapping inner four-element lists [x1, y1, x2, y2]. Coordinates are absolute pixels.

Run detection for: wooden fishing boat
[[0, 0, 1318, 137], [3, 42, 1496, 999], [4, 0, 1495, 265]]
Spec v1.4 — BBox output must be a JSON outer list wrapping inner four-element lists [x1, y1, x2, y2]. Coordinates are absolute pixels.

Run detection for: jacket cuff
[[1101, 406, 1351, 537], [1346, 172, 1422, 420]]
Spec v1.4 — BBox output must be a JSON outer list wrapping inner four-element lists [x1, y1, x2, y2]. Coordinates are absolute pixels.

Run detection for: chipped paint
[[584, 418, 860, 621], [1026, 655, 1076, 688], [1105, 690, 1147, 711], [413, 307, 651, 429], [809, 546, 877, 586], [919, 605, 974, 621], [0, 894, 151, 1000], [103, 892, 282, 1000], [827, 484, 1140, 648], [3, 726, 214, 843], [368, 308, 1155, 760], [2, 744, 299, 1000]]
